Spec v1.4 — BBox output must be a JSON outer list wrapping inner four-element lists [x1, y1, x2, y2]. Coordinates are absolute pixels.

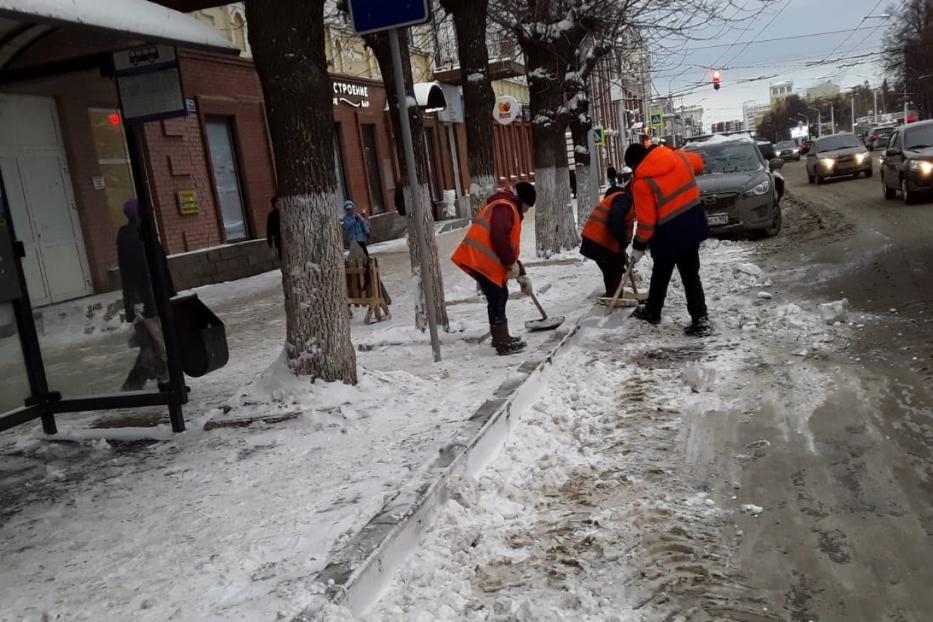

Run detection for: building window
[[360, 124, 385, 214], [205, 118, 249, 241], [88, 108, 135, 240], [334, 123, 350, 212]]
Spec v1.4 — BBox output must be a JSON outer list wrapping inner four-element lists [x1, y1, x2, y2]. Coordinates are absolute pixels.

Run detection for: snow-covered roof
[[690, 133, 754, 146], [0, 0, 237, 70]]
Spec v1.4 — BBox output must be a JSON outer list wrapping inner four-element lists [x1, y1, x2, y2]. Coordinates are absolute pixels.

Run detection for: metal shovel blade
[[525, 315, 565, 331]]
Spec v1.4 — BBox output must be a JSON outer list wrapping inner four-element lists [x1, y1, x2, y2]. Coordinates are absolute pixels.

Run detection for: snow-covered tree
[[245, 0, 357, 383], [437, 0, 498, 216]]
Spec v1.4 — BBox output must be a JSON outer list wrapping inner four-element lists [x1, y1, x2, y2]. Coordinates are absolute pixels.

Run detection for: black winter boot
[[684, 316, 712, 337], [491, 322, 526, 355], [630, 305, 661, 325]]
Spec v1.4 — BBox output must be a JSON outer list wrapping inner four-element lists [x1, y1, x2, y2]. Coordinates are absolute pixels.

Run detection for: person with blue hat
[[341, 200, 371, 256]]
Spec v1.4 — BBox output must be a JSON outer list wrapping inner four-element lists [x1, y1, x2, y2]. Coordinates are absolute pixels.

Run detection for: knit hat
[[123, 198, 139, 220], [343, 200, 355, 211], [624, 144, 648, 171], [514, 182, 536, 207]]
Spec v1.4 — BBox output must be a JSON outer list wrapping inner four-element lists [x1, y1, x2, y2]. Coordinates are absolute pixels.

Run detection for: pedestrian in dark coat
[[580, 185, 635, 297], [117, 198, 173, 390], [266, 196, 281, 259]]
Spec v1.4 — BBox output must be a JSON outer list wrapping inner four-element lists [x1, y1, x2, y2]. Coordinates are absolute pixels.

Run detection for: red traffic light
[[712, 71, 721, 91]]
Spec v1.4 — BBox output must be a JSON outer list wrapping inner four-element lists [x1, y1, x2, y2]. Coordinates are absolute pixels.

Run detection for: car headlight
[[909, 160, 933, 175], [743, 179, 771, 197], [854, 152, 869, 164], [793, 149, 799, 154], [819, 158, 835, 169]]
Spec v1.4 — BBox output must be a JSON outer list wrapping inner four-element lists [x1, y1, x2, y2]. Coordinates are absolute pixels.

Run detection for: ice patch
[[818, 299, 849, 324]]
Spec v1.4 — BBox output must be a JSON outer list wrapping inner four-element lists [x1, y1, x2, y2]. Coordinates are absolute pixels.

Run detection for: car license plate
[[708, 213, 729, 226]]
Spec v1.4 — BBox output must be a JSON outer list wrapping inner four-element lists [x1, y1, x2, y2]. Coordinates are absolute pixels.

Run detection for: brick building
[[0, 1, 535, 307]]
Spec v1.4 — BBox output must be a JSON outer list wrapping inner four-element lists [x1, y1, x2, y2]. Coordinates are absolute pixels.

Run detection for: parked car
[[866, 126, 895, 151], [805, 133, 872, 184], [880, 119, 933, 204], [775, 140, 801, 161], [756, 139, 777, 161], [798, 139, 814, 155], [684, 135, 784, 238]]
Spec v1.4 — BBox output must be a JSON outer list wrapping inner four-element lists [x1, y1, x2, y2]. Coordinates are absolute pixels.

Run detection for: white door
[[0, 95, 92, 306]]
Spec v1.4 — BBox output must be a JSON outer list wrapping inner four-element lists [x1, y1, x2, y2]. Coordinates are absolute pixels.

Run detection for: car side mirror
[[769, 158, 784, 171], [885, 148, 901, 157]]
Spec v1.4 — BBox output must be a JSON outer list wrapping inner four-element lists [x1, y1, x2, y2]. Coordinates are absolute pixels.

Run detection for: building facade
[[770, 80, 794, 103], [0, 1, 536, 306], [805, 80, 841, 101], [742, 100, 771, 136]]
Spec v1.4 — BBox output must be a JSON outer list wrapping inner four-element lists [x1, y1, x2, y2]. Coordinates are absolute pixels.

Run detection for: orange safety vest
[[632, 147, 702, 247], [581, 191, 630, 254], [451, 198, 521, 286]]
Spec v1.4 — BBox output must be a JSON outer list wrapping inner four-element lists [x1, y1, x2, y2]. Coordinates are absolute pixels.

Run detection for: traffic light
[[712, 71, 721, 91]]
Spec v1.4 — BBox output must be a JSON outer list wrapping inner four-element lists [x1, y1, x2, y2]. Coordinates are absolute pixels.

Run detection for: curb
[[294, 325, 579, 619]]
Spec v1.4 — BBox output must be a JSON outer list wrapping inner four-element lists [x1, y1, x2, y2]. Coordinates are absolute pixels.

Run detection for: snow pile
[[818, 299, 849, 324]]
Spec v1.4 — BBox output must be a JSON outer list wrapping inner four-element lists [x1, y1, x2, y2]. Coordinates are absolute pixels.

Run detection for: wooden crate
[[346, 257, 391, 324]]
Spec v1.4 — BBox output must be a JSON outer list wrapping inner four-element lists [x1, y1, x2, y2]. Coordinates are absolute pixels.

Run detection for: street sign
[[650, 111, 663, 127], [348, 0, 430, 35], [493, 96, 520, 125], [113, 45, 186, 124], [592, 126, 605, 147]]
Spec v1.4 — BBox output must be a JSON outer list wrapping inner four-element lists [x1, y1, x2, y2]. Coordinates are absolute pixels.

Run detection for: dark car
[[867, 126, 895, 151], [756, 140, 777, 161], [775, 140, 801, 161], [685, 136, 784, 238], [881, 119, 933, 204], [805, 133, 872, 184]]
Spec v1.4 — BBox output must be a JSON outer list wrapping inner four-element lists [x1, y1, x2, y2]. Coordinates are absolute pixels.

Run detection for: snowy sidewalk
[[0, 210, 603, 621]]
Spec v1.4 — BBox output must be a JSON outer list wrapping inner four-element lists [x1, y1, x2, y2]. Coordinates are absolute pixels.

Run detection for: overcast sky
[[652, 0, 891, 129]]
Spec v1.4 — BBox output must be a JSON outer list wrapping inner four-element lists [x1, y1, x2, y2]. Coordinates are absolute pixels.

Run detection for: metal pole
[[830, 105, 835, 134], [389, 28, 441, 362], [445, 123, 463, 216], [126, 124, 187, 432], [851, 93, 855, 132], [873, 88, 878, 123]]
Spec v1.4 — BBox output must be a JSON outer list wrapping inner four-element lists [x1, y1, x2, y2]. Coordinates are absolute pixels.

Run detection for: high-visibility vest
[[632, 147, 702, 247], [451, 199, 521, 286], [581, 191, 628, 254]]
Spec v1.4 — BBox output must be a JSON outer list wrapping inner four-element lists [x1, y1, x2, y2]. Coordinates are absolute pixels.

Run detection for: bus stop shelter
[[0, 0, 238, 434]]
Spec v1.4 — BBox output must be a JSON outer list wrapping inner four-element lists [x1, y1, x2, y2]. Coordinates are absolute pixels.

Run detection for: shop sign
[[176, 189, 200, 215], [333, 81, 371, 108], [493, 95, 520, 125]]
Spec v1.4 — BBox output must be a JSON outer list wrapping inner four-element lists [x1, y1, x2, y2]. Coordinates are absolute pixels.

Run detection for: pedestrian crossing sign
[[650, 111, 663, 127], [593, 126, 605, 146]]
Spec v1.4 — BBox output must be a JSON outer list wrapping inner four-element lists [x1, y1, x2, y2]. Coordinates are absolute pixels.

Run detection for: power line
[[720, 0, 793, 69]]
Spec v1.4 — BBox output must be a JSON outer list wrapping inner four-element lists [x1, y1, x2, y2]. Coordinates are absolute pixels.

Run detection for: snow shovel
[[603, 264, 640, 314], [525, 290, 565, 331]]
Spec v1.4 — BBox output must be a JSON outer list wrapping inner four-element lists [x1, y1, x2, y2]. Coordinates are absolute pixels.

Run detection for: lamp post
[[807, 106, 822, 137]]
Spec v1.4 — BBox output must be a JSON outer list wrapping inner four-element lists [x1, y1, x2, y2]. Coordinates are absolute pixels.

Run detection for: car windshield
[[687, 142, 762, 174], [777, 141, 796, 149], [904, 125, 933, 150], [817, 135, 861, 152], [875, 127, 894, 136]]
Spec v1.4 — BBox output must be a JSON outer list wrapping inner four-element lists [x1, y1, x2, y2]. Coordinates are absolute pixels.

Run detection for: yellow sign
[[593, 126, 605, 147], [176, 189, 199, 215]]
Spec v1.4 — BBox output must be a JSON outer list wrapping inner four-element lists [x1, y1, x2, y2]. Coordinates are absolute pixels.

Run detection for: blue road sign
[[348, 0, 431, 35]]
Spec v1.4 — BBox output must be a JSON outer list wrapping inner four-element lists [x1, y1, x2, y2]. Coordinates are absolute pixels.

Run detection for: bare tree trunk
[[525, 46, 579, 257], [440, 0, 497, 216], [364, 31, 450, 332], [245, 0, 356, 382], [571, 107, 599, 227]]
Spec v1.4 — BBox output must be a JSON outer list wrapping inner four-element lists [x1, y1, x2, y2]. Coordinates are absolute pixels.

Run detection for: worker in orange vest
[[452, 182, 536, 355], [625, 142, 711, 336], [579, 167, 635, 297]]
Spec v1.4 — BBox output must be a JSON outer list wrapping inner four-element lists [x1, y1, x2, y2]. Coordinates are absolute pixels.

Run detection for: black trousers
[[646, 244, 708, 321], [596, 259, 626, 298], [475, 273, 509, 326]]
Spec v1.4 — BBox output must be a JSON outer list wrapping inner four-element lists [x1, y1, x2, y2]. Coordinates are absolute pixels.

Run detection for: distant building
[[806, 80, 841, 101], [770, 80, 794, 103], [681, 106, 704, 137], [743, 100, 771, 135], [712, 120, 744, 133]]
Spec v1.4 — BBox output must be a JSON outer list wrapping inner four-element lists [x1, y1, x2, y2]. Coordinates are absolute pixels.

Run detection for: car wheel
[[761, 205, 783, 238], [901, 177, 915, 205], [808, 171, 815, 183], [816, 174, 824, 185], [864, 167, 873, 178], [882, 171, 897, 199], [796, 155, 801, 161]]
